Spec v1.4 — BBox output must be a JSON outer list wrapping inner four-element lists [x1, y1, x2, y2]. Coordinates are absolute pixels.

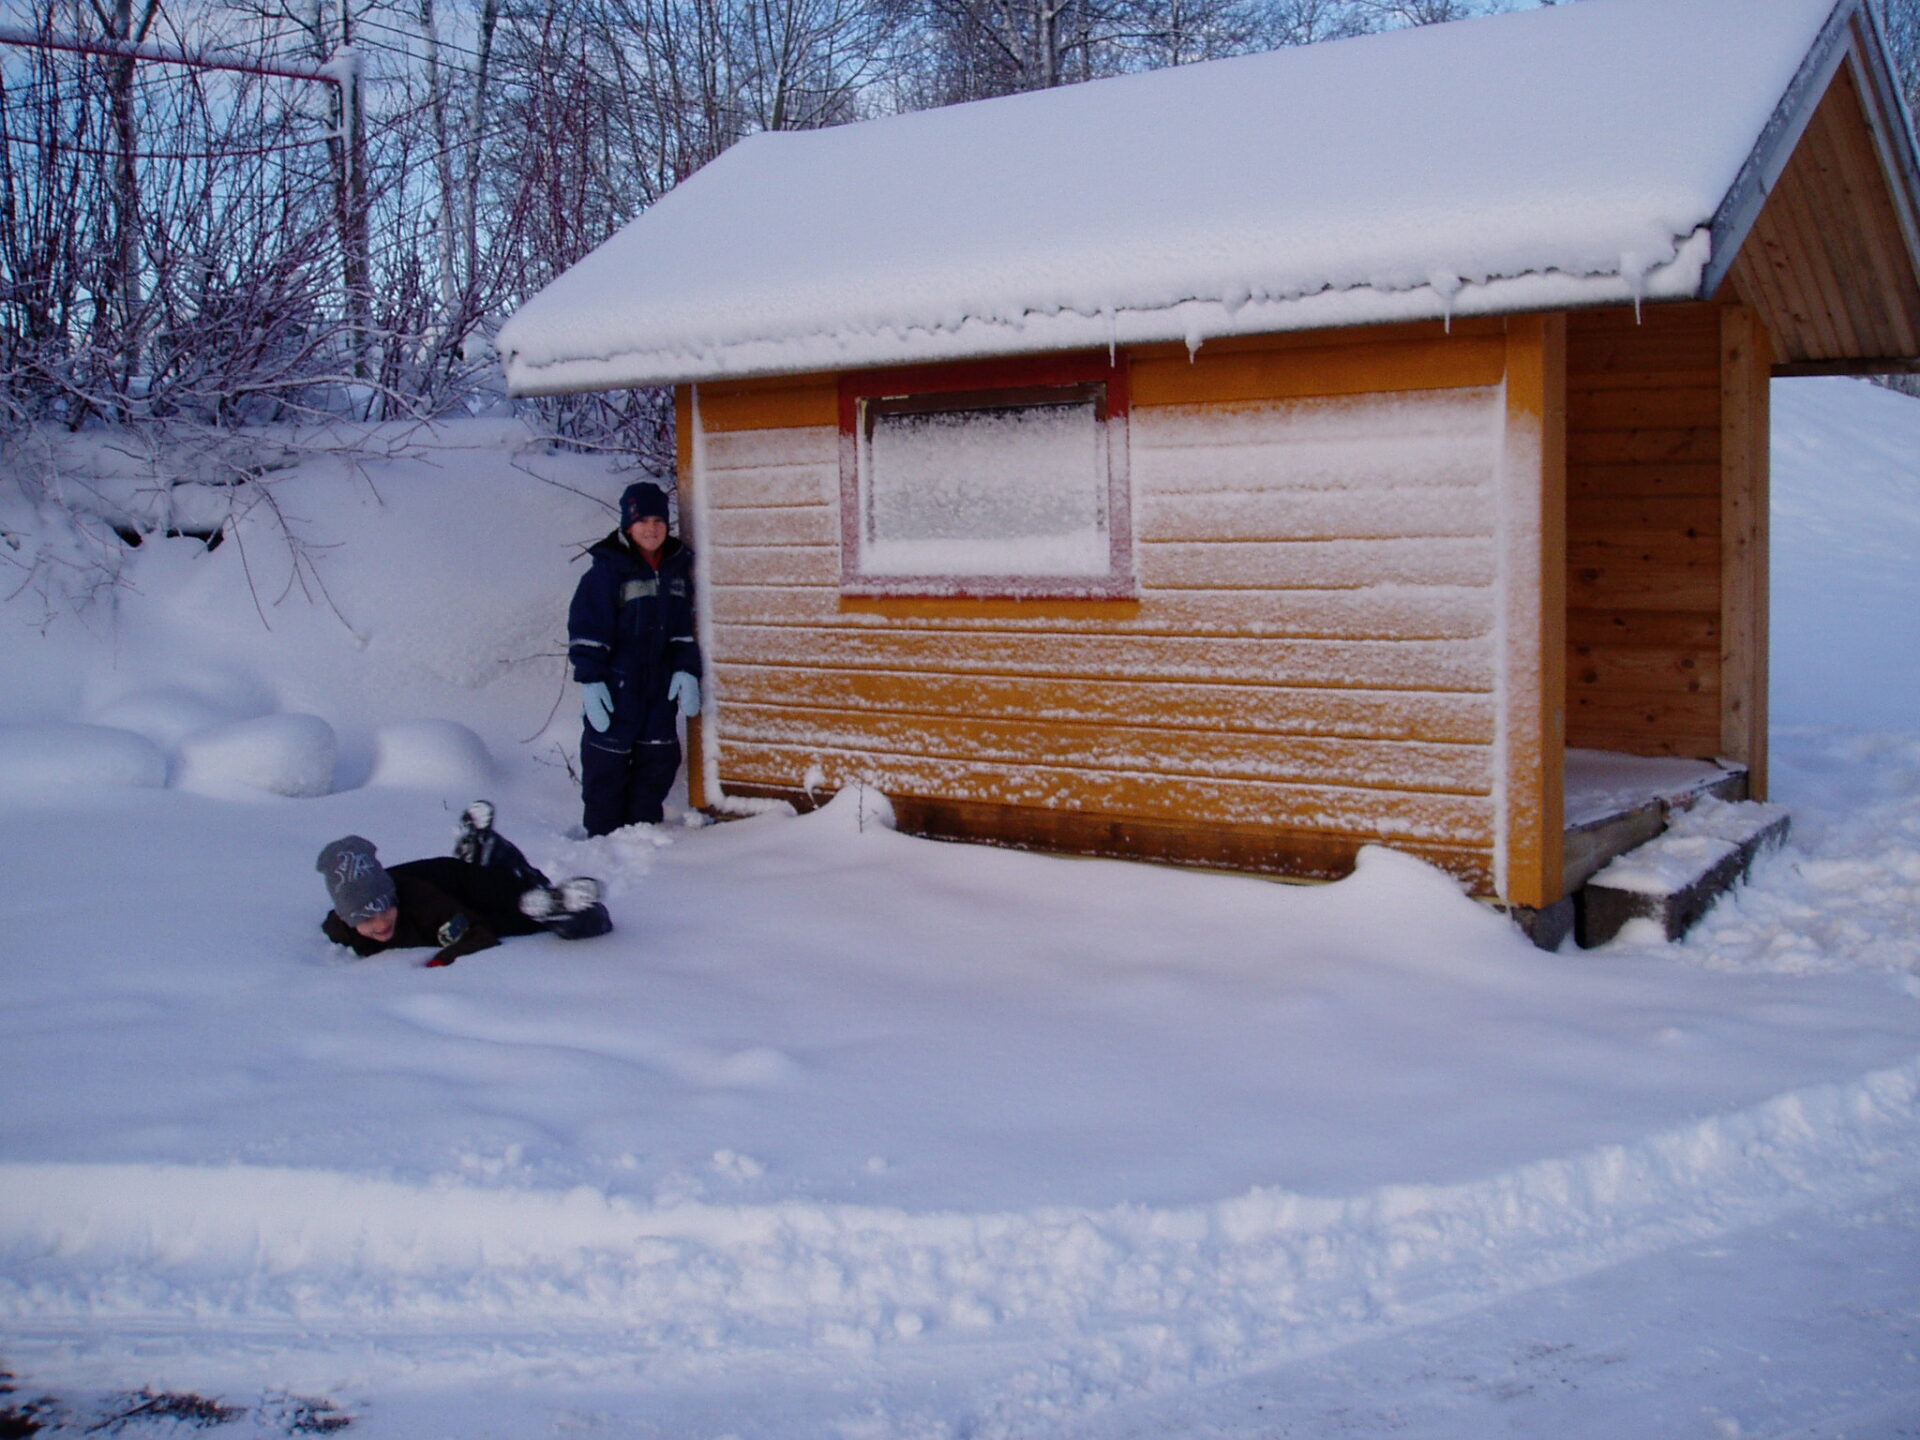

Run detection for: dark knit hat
[[619, 481, 671, 530], [317, 835, 395, 924]]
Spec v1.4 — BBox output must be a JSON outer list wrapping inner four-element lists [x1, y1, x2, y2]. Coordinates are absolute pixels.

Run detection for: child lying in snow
[[318, 802, 611, 967]]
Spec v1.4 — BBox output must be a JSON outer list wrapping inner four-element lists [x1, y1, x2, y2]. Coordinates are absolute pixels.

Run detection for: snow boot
[[454, 799, 497, 867], [558, 877, 601, 913], [549, 877, 613, 941], [517, 883, 559, 921]]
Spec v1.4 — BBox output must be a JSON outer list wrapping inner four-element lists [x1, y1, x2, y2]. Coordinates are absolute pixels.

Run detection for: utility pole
[[105, 0, 148, 400]]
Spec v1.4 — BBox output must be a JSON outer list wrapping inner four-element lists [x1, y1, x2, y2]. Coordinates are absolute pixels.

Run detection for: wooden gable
[[1718, 12, 1920, 371]]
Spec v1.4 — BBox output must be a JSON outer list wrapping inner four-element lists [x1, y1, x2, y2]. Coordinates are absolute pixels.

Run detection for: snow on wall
[[498, 0, 1834, 390], [699, 383, 1504, 853]]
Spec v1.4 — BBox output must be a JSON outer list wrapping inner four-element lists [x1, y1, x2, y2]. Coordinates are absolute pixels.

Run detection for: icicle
[[1428, 269, 1464, 334], [1105, 305, 1117, 365], [1184, 312, 1204, 364], [1619, 250, 1653, 323]]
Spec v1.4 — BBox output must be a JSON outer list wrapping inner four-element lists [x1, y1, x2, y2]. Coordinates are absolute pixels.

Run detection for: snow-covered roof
[[500, 0, 1862, 394]]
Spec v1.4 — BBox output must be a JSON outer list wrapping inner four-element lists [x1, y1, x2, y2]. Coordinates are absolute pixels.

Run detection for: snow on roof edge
[[502, 231, 1713, 395]]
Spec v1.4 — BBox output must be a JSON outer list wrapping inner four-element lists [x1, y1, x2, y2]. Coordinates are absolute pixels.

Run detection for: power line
[[353, 14, 496, 67], [0, 126, 332, 159]]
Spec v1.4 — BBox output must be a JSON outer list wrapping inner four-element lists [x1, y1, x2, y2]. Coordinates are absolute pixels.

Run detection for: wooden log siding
[[690, 327, 1514, 885], [1565, 303, 1726, 759]]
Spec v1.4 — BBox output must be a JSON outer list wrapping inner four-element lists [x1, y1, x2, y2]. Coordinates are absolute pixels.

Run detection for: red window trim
[[838, 352, 1135, 600]]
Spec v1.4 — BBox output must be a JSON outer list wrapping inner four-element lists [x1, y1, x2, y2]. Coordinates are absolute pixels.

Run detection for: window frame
[[837, 353, 1134, 600]]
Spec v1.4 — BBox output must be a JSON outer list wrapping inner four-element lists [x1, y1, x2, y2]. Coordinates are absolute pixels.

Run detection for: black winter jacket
[[568, 530, 701, 745], [321, 857, 541, 966]]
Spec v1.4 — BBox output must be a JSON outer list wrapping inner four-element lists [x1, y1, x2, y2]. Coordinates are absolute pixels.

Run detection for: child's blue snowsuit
[[568, 529, 702, 835]]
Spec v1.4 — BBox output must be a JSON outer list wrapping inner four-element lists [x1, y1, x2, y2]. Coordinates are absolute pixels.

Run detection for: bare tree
[[1356, 0, 1480, 23], [1262, 0, 1372, 46], [913, 0, 1126, 100], [92, 0, 164, 398], [0, 0, 1534, 463], [741, 0, 904, 130]]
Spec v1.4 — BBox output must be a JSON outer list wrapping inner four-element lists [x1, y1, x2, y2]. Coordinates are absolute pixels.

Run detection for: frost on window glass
[[860, 393, 1111, 579], [839, 361, 1134, 599]]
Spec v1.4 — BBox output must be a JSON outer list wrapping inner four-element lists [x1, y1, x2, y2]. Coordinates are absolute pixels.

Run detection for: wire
[[0, 124, 330, 158], [352, 14, 496, 67], [348, 34, 490, 87]]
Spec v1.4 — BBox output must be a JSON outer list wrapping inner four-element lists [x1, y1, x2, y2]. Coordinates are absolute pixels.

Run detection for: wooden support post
[[1499, 315, 1567, 907], [1720, 307, 1772, 799], [677, 383, 708, 810]]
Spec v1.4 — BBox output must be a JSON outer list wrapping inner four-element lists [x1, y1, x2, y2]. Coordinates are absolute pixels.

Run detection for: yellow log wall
[[688, 323, 1559, 890]]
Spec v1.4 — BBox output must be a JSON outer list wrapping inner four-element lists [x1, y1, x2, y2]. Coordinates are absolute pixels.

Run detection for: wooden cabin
[[500, 0, 1920, 921]]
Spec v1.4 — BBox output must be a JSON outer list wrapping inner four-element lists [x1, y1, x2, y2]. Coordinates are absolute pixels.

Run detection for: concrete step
[[1579, 799, 1791, 947]]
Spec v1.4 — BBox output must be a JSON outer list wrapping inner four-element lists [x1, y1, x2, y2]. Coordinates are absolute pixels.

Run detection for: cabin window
[[839, 357, 1133, 598]]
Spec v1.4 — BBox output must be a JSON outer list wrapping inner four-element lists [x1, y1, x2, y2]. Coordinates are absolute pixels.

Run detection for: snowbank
[[1772, 379, 1920, 728], [88, 684, 253, 750], [0, 419, 630, 798], [0, 723, 166, 792], [6, 1053, 1917, 1389]]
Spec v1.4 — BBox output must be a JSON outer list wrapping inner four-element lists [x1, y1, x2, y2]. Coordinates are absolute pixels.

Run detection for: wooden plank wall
[[690, 321, 1514, 888], [1565, 304, 1724, 758]]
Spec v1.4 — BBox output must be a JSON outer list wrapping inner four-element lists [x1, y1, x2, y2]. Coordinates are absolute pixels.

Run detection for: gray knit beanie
[[317, 835, 396, 924]]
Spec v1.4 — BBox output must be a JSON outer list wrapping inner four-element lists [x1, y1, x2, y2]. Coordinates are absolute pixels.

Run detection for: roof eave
[[1701, 0, 1920, 312], [503, 252, 1715, 396], [1838, 4, 1920, 302]]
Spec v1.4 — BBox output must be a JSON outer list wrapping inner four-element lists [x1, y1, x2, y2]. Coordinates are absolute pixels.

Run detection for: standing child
[[568, 480, 703, 835]]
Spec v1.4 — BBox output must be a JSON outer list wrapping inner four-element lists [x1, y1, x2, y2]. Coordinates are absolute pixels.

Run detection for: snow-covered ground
[[2, 381, 1919, 1437]]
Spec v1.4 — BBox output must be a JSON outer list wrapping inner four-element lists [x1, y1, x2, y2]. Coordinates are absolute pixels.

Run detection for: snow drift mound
[[0, 723, 167, 792], [366, 719, 493, 792], [0, 419, 639, 798], [175, 714, 337, 797]]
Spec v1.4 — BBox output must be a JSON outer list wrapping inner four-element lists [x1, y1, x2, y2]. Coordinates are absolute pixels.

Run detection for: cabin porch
[[1506, 747, 1777, 951], [1562, 747, 1749, 893]]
